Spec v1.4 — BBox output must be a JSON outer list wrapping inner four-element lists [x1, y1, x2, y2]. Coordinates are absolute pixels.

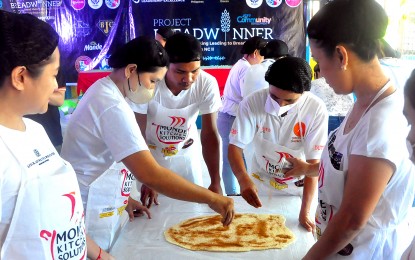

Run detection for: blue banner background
[[1, 0, 305, 84]]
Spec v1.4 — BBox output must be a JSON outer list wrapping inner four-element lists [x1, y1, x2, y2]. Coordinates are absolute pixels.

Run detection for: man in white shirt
[[218, 36, 267, 196], [241, 39, 289, 98], [228, 57, 328, 232], [130, 33, 223, 206]]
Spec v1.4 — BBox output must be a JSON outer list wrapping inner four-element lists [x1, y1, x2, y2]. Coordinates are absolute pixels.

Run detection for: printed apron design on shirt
[[85, 161, 135, 251], [252, 132, 305, 196], [146, 100, 203, 185], [315, 82, 398, 258], [0, 133, 86, 259]]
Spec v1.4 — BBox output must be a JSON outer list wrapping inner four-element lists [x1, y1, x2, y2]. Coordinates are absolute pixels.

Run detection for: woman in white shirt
[[286, 0, 415, 258], [61, 36, 235, 251], [0, 10, 112, 259]]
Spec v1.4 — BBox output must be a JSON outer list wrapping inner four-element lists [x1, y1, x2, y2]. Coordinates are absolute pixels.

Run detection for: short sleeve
[[99, 103, 148, 162], [198, 71, 222, 115], [229, 97, 258, 149], [126, 98, 148, 114], [303, 98, 329, 160]]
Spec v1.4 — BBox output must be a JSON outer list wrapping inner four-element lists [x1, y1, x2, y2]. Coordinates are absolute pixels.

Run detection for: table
[[110, 195, 316, 259], [76, 67, 231, 97]]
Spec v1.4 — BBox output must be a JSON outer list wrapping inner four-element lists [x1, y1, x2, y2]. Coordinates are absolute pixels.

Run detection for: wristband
[[96, 247, 102, 260]]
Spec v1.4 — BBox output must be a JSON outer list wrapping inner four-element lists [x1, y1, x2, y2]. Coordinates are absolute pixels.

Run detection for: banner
[[1, 0, 305, 84]]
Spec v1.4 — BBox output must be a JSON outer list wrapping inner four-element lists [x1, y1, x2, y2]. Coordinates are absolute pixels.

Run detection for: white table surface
[[110, 195, 316, 259]]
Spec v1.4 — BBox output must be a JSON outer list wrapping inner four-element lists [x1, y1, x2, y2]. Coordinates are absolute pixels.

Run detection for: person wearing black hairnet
[[228, 56, 328, 233]]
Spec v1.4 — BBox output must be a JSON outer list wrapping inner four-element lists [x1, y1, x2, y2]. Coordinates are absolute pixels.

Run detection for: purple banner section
[[0, 0, 305, 84]]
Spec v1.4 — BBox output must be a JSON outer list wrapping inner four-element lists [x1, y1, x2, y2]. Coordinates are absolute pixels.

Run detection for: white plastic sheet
[[110, 195, 316, 259]]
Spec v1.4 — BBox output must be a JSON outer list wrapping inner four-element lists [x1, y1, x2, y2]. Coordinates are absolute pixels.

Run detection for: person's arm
[[122, 150, 235, 226], [200, 112, 222, 194], [284, 158, 320, 177], [299, 159, 319, 232], [86, 235, 114, 260], [134, 112, 147, 139], [228, 144, 262, 208], [303, 155, 394, 259], [49, 87, 66, 107], [134, 112, 160, 208]]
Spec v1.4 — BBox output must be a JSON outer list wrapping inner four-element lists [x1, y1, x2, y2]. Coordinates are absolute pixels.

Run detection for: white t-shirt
[[241, 58, 274, 98], [129, 70, 221, 114], [0, 119, 59, 244], [61, 77, 148, 202], [230, 89, 328, 160], [219, 58, 251, 116], [310, 77, 354, 117]]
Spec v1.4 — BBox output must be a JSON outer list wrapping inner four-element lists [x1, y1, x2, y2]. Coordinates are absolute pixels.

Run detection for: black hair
[[265, 57, 312, 93], [241, 36, 267, 55], [259, 39, 289, 59], [307, 0, 388, 62], [164, 32, 202, 63], [0, 10, 59, 86], [314, 63, 320, 73], [108, 36, 168, 73], [405, 69, 415, 108], [157, 26, 175, 40]]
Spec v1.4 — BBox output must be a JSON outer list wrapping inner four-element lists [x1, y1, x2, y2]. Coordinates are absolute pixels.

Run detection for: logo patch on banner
[[75, 56, 92, 72], [71, 0, 85, 10], [105, 0, 119, 9], [266, 0, 282, 7], [246, 0, 263, 8], [88, 0, 103, 9], [84, 41, 103, 51], [285, 0, 301, 8], [97, 19, 114, 36], [74, 20, 91, 37]]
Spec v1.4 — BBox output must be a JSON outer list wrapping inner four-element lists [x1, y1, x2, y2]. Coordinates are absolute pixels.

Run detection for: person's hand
[[140, 184, 159, 208], [284, 158, 317, 177], [299, 209, 315, 232], [125, 197, 151, 222], [239, 177, 262, 208], [208, 182, 223, 195], [208, 194, 235, 226]]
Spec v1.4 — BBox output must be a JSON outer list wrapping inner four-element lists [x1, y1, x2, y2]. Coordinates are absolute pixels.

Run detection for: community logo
[[246, 0, 262, 8], [105, 0, 119, 9], [266, 0, 282, 7], [237, 14, 272, 25], [75, 56, 92, 72], [88, 0, 102, 9], [285, 0, 301, 8], [71, 0, 85, 10], [97, 19, 114, 36]]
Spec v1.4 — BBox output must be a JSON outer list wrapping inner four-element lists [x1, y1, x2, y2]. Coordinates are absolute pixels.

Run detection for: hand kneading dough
[[164, 213, 296, 252]]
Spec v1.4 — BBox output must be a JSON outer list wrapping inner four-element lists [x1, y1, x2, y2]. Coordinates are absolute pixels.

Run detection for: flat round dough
[[164, 213, 296, 252]]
